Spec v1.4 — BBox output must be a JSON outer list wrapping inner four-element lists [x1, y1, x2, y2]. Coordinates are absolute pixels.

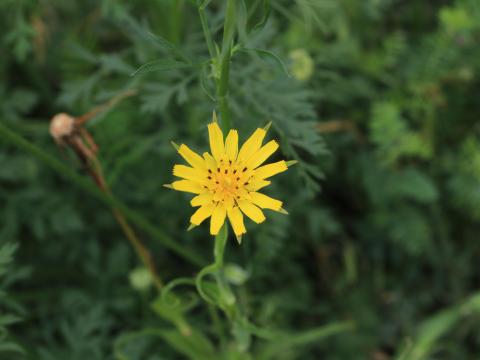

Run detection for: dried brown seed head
[[50, 113, 75, 144]]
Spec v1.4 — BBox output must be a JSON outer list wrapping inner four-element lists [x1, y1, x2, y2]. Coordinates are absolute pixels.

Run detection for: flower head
[[166, 116, 292, 241]]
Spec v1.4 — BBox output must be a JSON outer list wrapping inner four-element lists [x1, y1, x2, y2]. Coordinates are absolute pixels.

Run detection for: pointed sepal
[[170, 141, 180, 151], [263, 121, 272, 132], [235, 234, 243, 244]]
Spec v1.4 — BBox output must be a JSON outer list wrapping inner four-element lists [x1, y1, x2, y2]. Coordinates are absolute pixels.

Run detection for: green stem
[[111, 207, 164, 290], [214, 223, 228, 266], [195, 224, 235, 318], [208, 305, 227, 349], [216, 0, 236, 132], [216, 54, 231, 132], [88, 155, 164, 291], [0, 122, 206, 267]]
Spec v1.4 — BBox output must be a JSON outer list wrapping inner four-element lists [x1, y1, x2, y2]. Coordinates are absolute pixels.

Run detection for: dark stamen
[[233, 170, 237, 174], [244, 182, 249, 185], [215, 181, 219, 184], [217, 168, 220, 172], [208, 169, 212, 174], [224, 169, 228, 174], [242, 167, 247, 172]]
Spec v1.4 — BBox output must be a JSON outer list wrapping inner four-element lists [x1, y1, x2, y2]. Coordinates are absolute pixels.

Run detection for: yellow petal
[[250, 192, 283, 211], [246, 140, 279, 169], [210, 205, 227, 235], [237, 128, 266, 162], [254, 161, 288, 179], [173, 165, 205, 182], [178, 144, 205, 170], [224, 197, 235, 211], [225, 130, 238, 161], [237, 200, 266, 224], [227, 206, 246, 236], [208, 122, 225, 162], [203, 152, 217, 171], [191, 193, 214, 207], [191, 204, 215, 225], [248, 179, 271, 191], [172, 180, 204, 194]]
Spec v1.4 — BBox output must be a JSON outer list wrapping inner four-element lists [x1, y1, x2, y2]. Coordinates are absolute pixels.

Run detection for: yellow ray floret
[[167, 118, 293, 240]]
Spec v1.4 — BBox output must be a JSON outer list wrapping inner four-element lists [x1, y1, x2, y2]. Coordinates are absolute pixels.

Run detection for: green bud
[[225, 263, 249, 285], [129, 267, 153, 291], [289, 49, 314, 81]]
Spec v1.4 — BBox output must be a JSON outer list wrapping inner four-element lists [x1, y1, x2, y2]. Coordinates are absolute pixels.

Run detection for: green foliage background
[[1, 0, 480, 358]]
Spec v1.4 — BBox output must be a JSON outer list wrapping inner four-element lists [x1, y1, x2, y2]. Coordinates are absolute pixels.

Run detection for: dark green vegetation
[[1, 0, 480, 359]]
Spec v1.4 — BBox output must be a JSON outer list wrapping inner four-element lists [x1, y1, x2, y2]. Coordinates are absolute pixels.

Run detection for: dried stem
[[76, 89, 138, 126], [87, 156, 164, 291], [0, 121, 206, 266]]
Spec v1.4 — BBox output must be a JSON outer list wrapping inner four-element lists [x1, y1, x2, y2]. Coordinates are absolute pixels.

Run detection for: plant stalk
[[89, 158, 164, 291], [0, 122, 206, 267], [215, 0, 236, 132]]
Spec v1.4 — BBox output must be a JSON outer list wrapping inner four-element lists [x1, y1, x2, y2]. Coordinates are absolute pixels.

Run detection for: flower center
[[217, 173, 238, 195], [207, 160, 250, 203]]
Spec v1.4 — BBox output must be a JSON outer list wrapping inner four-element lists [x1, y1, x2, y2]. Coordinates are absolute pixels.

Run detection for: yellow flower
[[166, 116, 292, 240]]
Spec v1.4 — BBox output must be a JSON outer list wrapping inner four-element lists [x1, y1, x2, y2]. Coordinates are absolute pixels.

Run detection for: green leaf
[[161, 329, 216, 360], [0, 314, 22, 327], [392, 169, 438, 204], [200, 65, 216, 102], [197, 0, 213, 9], [239, 47, 290, 77], [145, 32, 191, 62], [396, 292, 480, 360], [251, 0, 271, 33], [258, 322, 354, 360], [131, 59, 198, 76], [152, 292, 192, 336], [114, 328, 215, 360], [0, 342, 26, 355]]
